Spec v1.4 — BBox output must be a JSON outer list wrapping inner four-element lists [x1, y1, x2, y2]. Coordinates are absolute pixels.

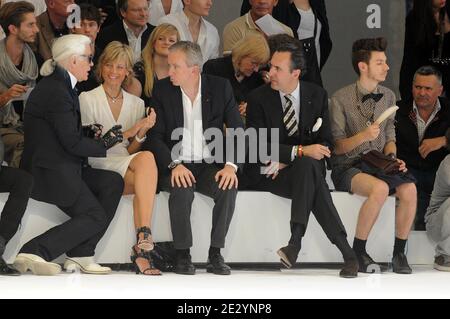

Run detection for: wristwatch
[[168, 159, 181, 170]]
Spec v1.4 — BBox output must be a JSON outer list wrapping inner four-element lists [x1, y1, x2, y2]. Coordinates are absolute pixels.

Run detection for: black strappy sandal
[[130, 246, 161, 275]]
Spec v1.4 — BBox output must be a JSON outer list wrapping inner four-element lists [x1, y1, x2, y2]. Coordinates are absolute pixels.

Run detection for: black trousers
[[257, 157, 347, 244], [160, 163, 237, 250], [0, 167, 33, 243], [20, 167, 123, 261]]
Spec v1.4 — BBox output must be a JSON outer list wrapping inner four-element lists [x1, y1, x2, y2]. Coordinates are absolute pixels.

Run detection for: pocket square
[[312, 117, 322, 132]]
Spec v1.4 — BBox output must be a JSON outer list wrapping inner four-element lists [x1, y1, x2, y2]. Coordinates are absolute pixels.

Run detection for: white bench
[[0, 190, 415, 265]]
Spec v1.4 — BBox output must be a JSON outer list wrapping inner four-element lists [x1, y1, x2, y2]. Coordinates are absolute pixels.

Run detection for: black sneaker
[[206, 254, 231, 275], [357, 253, 388, 273], [392, 253, 412, 274]]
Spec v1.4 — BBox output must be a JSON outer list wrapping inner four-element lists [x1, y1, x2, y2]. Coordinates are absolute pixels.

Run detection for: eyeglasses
[[79, 54, 94, 63]]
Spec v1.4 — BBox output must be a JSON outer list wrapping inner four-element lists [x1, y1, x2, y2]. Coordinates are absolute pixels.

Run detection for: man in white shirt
[[157, 0, 219, 63], [96, 0, 154, 63], [145, 41, 244, 275], [148, 0, 183, 25]]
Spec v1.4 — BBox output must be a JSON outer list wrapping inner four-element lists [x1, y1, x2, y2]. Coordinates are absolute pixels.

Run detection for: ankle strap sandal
[[136, 226, 154, 251], [130, 246, 161, 276]]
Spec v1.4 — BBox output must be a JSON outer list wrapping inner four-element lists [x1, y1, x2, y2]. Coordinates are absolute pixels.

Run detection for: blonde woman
[[134, 23, 179, 107], [203, 34, 270, 118], [79, 41, 160, 275]]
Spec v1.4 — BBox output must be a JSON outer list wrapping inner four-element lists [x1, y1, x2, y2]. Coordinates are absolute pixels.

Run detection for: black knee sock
[[393, 238, 407, 257], [288, 222, 305, 248], [353, 237, 367, 256], [334, 234, 357, 261], [0, 235, 5, 256], [209, 246, 220, 257]]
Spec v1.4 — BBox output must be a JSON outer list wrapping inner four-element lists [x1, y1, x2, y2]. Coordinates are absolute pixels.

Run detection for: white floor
[[1, 265, 450, 299]]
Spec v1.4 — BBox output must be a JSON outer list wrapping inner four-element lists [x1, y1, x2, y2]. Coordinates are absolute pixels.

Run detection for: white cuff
[[225, 162, 238, 172], [291, 146, 296, 161]]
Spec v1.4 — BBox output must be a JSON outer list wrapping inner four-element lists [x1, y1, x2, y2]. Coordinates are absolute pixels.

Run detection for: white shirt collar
[[180, 75, 202, 103], [413, 99, 442, 117], [279, 81, 300, 104], [122, 19, 147, 38], [179, 10, 204, 27], [67, 71, 77, 89]]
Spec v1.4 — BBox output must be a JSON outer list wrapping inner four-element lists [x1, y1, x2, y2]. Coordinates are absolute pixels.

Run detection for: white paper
[[255, 14, 289, 36], [10, 87, 33, 102], [374, 105, 399, 125]]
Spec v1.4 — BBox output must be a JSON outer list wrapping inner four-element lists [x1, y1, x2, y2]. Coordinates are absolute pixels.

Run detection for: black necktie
[[283, 94, 298, 137], [362, 93, 383, 103]]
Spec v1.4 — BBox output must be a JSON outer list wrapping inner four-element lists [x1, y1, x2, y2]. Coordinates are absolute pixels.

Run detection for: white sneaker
[[64, 257, 111, 274], [13, 253, 61, 276]]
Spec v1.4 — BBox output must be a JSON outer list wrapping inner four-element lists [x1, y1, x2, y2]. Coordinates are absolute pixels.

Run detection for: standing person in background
[[148, 0, 183, 25], [158, 0, 219, 63], [400, 0, 450, 100]]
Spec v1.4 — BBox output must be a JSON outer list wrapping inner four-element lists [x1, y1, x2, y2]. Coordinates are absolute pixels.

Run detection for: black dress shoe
[[206, 254, 231, 275], [0, 257, 20, 276], [357, 253, 388, 273], [339, 259, 358, 278], [392, 253, 412, 274], [277, 245, 300, 269], [175, 254, 195, 275]]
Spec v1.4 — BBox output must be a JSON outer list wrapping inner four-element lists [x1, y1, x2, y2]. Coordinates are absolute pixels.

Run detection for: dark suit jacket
[[240, 0, 332, 69], [31, 11, 69, 62], [143, 75, 244, 175], [203, 55, 264, 103], [96, 20, 155, 58], [245, 80, 333, 185], [396, 97, 450, 171], [22, 66, 107, 207]]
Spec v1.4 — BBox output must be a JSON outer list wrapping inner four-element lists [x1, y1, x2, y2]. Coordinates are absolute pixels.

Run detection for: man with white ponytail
[[14, 34, 125, 276]]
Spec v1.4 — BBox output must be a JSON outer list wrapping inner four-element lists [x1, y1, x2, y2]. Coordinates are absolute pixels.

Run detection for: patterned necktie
[[283, 94, 298, 137]]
